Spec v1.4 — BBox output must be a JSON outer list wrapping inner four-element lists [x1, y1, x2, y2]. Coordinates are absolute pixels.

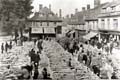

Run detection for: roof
[[67, 11, 86, 25], [67, 3, 109, 25], [102, 0, 120, 8], [85, 3, 109, 20], [29, 7, 62, 22]]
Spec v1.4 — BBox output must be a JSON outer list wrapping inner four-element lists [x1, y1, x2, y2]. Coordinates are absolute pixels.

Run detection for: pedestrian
[[42, 68, 48, 79], [17, 65, 33, 79], [5, 42, 9, 53], [9, 40, 12, 49], [92, 65, 100, 77], [34, 39, 37, 45], [34, 51, 40, 67], [37, 40, 43, 53], [68, 58, 72, 67], [1, 43, 4, 53], [29, 49, 36, 63], [33, 67, 39, 79], [82, 50, 88, 65]]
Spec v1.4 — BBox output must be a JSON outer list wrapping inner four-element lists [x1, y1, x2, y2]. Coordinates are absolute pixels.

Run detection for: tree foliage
[[0, 0, 33, 34]]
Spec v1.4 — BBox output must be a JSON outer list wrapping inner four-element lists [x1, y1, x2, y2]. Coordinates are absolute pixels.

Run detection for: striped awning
[[31, 28, 43, 34], [44, 27, 55, 34]]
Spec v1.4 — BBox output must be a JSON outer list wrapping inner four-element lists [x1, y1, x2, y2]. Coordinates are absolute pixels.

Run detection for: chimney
[[56, 13, 58, 17], [59, 9, 62, 18], [94, 0, 100, 8], [66, 15, 69, 18], [49, 4, 51, 11], [75, 8, 78, 13], [87, 4, 90, 10], [39, 4, 43, 11], [82, 7, 86, 11], [71, 14, 74, 18]]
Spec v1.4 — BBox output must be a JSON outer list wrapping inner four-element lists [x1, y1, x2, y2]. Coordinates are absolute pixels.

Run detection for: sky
[[32, 0, 113, 17]]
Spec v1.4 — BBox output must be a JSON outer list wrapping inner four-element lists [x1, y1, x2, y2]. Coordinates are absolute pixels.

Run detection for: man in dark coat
[[1, 43, 4, 53], [29, 49, 36, 63], [37, 40, 43, 53], [5, 42, 9, 53], [34, 52, 40, 67]]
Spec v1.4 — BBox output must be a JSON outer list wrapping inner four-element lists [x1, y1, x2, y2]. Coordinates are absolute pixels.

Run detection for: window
[[107, 19, 110, 28], [111, 6, 116, 12], [101, 19, 105, 28], [54, 22, 56, 25], [40, 22, 42, 26], [47, 22, 49, 26], [113, 19, 118, 29]]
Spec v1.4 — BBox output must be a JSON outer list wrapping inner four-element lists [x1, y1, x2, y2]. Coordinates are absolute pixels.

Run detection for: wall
[[98, 16, 120, 31], [31, 21, 62, 28]]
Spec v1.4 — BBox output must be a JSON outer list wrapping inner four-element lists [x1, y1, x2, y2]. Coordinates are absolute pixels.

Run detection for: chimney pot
[[71, 14, 73, 18], [39, 4, 43, 11], [82, 7, 86, 11], [75, 8, 78, 13], [59, 9, 62, 18], [49, 4, 51, 11], [87, 4, 90, 10]]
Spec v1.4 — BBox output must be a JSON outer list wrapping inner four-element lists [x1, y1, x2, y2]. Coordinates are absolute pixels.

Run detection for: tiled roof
[[102, 0, 120, 8], [29, 7, 62, 22], [68, 11, 87, 25], [67, 3, 109, 25], [85, 3, 109, 20]]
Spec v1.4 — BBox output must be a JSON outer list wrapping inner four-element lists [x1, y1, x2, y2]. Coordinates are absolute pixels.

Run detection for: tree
[[0, 0, 33, 35]]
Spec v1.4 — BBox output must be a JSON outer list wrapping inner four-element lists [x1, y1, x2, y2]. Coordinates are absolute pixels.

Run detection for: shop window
[[101, 19, 105, 29], [54, 22, 56, 25], [107, 19, 110, 28], [40, 22, 42, 26], [113, 19, 118, 29], [47, 22, 49, 26]]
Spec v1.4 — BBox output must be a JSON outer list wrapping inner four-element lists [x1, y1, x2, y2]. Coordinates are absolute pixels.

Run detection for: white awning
[[44, 28, 55, 34], [83, 31, 98, 40], [31, 28, 43, 34], [69, 30, 75, 34]]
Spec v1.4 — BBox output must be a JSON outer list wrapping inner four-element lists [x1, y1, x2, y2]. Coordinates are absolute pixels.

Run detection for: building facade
[[98, 0, 120, 41], [28, 4, 62, 39]]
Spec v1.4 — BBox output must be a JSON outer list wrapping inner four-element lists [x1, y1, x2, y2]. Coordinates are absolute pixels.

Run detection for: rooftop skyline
[[32, 0, 113, 17]]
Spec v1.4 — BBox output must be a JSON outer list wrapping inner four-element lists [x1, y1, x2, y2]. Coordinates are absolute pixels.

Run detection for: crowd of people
[[0, 37, 53, 80], [17, 39, 52, 80], [62, 36, 119, 79], [1, 34, 120, 80], [1, 41, 12, 53]]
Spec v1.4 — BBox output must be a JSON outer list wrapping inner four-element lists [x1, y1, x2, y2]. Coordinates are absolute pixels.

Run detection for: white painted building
[[98, 0, 120, 41]]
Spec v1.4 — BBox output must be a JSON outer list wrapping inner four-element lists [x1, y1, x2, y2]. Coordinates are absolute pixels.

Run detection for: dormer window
[[111, 6, 116, 12], [102, 8, 106, 13]]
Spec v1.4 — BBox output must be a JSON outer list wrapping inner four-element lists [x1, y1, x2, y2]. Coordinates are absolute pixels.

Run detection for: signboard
[[31, 28, 43, 34]]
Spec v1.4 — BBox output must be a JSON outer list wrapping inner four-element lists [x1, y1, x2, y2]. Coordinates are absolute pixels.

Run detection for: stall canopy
[[44, 27, 55, 34], [83, 31, 98, 40], [31, 28, 43, 34], [69, 30, 75, 34]]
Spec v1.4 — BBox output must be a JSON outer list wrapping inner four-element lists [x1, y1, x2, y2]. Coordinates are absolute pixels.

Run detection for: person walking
[[1, 43, 4, 53], [34, 52, 40, 67], [5, 42, 9, 53], [42, 68, 48, 79], [33, 66, 39, 79], [9, 40, 12, 49], [37, 40, 43, 53]]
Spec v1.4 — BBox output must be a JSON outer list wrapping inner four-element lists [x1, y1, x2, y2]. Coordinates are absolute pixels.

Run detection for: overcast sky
[[32, 0, 113, 17]]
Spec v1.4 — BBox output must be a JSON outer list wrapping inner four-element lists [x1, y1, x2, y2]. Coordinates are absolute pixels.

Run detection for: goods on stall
[[0, 42, 33, 79], [42, 41, 100, 80]]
